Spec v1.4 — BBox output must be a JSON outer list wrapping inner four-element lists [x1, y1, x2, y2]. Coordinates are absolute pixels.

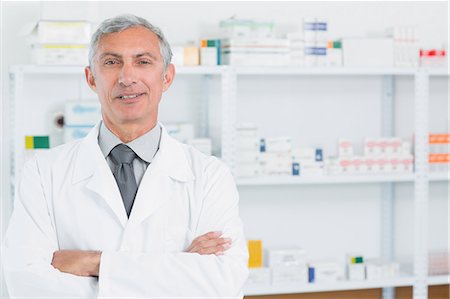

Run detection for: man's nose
[[118, 63, 137, 86]]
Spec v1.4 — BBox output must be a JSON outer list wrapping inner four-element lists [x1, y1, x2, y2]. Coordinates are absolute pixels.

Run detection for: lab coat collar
[[72, 121, 195, 227], [73, 121, 195, 183]]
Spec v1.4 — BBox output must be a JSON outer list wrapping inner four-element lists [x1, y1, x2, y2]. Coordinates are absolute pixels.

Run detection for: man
[[3, 14, 248, 298]]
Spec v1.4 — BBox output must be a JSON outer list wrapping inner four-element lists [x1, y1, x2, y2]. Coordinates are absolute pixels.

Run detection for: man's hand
[[51, 250, 101, 277], [185, 231, 232, 255]]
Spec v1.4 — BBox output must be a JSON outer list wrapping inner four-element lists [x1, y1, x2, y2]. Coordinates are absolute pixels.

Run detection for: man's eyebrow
[[98, 52, 158, 60], [135, 52, 158, 60], [99, 52, 122, 60]]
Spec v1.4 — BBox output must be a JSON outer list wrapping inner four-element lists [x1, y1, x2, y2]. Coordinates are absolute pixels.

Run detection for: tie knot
[[110, 144, 136, 164]]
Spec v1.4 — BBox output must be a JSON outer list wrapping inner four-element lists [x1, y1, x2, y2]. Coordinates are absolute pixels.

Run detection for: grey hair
[[88, 14, 172, 71]]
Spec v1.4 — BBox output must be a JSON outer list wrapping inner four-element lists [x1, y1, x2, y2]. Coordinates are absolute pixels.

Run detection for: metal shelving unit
[[9, 65, 449, 299]]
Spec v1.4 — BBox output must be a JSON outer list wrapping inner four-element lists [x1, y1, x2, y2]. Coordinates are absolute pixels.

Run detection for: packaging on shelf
[[338, 139, 354, 157], [364, 137, 405, 156], [303, 18, 328, 42], [28, 20, 91, 66], [171, 46, 184, 66], [247, 267, 271, 285], [183, 47, 200, 66], [200, 39, 221, 66], [263, 136, 292, 153], [30, 20, 91, 44], [272, 264, 309, 284], [265, 247, 307, 268], [308, 261, 340, 283], [428, 251, 450, 275], [326, 40, 343, 67], [393, 26, 419, 67], [165, 123, 195, 143], [420, 49, 447, 67], [346, 254, 366, 281], [219, 18, 275, 39], [221, 38, 290, 66], [347, 263, 365, 281], [64, 101, 101, 126], [427, 134, 450, 172], [365, 260, 400, 280], [260, 152, 292, 176], [248, 240, 263, 268], [342, 37, 394, 67], [64, 101, 101, 143], [236, 124, 261, 177], [187, 138, 212, 156], [32, 44, 89, 65]]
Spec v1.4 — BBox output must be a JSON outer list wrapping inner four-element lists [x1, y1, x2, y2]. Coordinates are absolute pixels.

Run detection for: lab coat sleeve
[[97, 159, 249, 298], [2, 157, 98, 298]]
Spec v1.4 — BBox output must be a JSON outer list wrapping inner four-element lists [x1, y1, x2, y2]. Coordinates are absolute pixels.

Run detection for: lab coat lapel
[[72, 122, 128, 228], [129, 125, 195, 225]]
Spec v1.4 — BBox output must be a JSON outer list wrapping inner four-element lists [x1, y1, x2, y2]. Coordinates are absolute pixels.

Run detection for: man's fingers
[[190, 243, 232, 255], [188, 238, 232, 255], [192, 231, 222, 244], [187, 231, 222, 252]]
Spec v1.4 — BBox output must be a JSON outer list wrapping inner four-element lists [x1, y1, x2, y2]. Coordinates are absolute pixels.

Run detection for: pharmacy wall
[[1, 1, 449, 299]]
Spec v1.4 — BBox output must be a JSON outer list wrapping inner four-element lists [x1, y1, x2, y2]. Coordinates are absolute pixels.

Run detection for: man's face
[[85, 26, 174, 128]]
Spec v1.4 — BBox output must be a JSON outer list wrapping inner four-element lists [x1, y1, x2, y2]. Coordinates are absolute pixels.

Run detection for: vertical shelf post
[[198, 75, 211, 138], [413, 69, 430, 299], [220, 67, 237, 174], [381, 75, 395, 299]]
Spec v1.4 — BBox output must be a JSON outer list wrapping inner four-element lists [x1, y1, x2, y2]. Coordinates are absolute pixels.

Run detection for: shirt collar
[[98, 121, 161, 163]]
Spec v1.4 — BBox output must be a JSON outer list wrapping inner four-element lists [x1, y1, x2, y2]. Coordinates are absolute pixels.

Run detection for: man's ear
[[85, 66, 97, 92], [162, 64, 175, 92]]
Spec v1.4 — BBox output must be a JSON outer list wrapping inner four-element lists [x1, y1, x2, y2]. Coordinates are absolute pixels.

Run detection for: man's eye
[[138, 60, 151, 65], [104, 60, 118, 65]]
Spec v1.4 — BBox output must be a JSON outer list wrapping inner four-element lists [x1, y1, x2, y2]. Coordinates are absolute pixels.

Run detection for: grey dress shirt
[[98, 121, 161, 187]]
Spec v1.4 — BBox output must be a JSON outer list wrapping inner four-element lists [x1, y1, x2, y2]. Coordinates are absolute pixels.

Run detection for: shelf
[[9, 64, 448, 76], [234, 66, 449, 76], [244, 275, 450, 296], [237, 172, 449, 186]]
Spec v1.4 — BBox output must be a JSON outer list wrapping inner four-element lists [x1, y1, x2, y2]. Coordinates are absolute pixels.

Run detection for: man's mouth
[[117, 93, 145, 100]]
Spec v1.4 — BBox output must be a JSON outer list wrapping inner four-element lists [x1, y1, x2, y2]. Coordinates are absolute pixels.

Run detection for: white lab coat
[[3, 122, 249, 298]]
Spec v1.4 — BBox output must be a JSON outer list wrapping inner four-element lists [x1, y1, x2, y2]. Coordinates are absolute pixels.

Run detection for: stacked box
[[346, 254, 365, 281], [200, 39, 221, 65], [219, 18, 274, 39], [420, 49, 447, 67], [30, 20, 91, 65], [64, 101, 101, 143], [428, 134, 450, 172], [266, 247, 308, 284], [221, 38, 290, 66], [236, 124, 261, 177], [393, 26, 419, 67], [260, 137, 292, 175], [308, 261, 340, 283], [429, 251, 450, 275], [292, 147, 324, 177], [171, 46, 200, 66], [328, 137, 413, 175], [303, 18, 328, 67], [248, 240, 263, 268], [247, 268, 271, 285], [365, 261, 400, 280]]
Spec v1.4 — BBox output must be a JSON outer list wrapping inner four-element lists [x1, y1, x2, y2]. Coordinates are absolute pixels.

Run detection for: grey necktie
[[110, 144, 138, 217]]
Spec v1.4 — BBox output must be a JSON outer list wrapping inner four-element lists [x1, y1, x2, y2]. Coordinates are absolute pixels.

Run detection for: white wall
[[1, 1, 448, 297]]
